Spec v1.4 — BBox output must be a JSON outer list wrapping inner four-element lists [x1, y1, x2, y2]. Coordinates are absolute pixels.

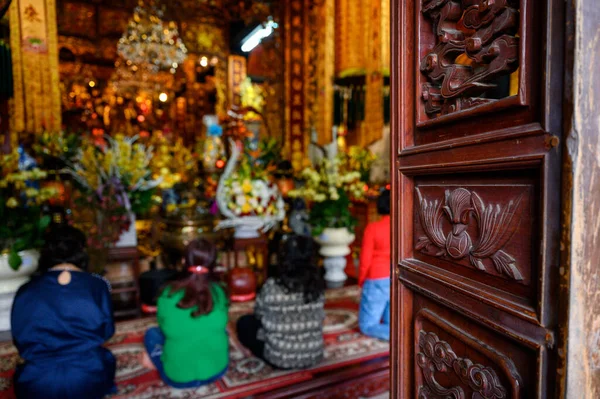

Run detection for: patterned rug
[[0, 285, 389, 398]]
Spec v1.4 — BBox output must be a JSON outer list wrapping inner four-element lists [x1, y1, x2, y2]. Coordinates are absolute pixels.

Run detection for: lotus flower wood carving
[[416, 188, 525, 281]]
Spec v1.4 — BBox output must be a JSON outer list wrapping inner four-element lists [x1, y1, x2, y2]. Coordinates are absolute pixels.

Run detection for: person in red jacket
[[358, 189, 391, 341]]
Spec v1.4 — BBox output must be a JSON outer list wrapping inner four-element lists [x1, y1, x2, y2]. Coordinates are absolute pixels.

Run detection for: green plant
[[340, 146, 377, 183], [256, 138, 282, 172], [65, 134, 160, 216], [307, 190, 356, 236], [289, 157, 364, 235], [33, 130, 81, 168], [1, 140, 56, 269], [74, 183, 131, 252]]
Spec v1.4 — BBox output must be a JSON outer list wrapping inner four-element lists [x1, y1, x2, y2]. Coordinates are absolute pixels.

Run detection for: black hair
[[276, 235, 324, 303], [377, 189, 391, 215], [39, 225, 89, 272]]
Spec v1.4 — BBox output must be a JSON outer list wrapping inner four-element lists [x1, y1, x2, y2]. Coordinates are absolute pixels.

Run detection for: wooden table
[[104, 246, 140, 319]]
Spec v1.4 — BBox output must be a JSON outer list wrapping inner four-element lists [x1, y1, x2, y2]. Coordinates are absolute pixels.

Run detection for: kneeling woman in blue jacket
[[11, 225, 116, 399]]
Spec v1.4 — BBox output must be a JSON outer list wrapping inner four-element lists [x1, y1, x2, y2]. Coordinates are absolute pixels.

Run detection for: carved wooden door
[[391, 0, 565, 398]]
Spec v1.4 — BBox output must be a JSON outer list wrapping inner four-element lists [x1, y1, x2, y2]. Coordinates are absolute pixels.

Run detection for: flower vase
[[233, 218, 264, 239], [234, 225, 261, 239], [115, 213, 138, 248], [0, 250, 39, 331], [315, 228, 355, 288]]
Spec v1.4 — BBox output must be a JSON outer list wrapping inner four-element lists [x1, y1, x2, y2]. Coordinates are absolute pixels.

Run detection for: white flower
[[235, 195, 246, 206]]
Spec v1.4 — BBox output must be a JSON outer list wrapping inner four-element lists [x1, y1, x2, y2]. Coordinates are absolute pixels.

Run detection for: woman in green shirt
[[142, 239, 229, 388]]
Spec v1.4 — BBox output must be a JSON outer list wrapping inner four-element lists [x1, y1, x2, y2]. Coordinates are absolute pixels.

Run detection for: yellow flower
[[242, 180, 253, 194], [6, 197, 18, 208], [25, 188, 39, 198], [241, 202, 252, 214], [39, 187, 58, 201]]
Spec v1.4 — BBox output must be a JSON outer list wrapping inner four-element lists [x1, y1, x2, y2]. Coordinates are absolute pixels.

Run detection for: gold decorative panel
[[9, 0, 61, 132]]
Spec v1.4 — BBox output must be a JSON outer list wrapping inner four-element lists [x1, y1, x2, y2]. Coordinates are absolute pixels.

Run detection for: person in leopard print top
[[236, 235, 325, 369]]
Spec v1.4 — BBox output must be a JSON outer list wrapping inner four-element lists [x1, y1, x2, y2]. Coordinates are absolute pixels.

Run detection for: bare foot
[[140, 351, 156, 370]]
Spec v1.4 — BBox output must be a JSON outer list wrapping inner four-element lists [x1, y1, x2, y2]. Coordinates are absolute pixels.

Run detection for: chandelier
[[117, 2, 188, 73]]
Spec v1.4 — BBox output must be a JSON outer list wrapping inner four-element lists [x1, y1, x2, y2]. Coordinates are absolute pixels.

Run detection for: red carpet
[[0, 285, 389, 398]]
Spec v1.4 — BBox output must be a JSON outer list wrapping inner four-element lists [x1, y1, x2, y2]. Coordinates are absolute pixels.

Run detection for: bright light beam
[[241, 20, 278, 53]]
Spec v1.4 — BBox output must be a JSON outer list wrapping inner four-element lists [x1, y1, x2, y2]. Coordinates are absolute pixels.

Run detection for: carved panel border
[[415, 308, 523, 399]]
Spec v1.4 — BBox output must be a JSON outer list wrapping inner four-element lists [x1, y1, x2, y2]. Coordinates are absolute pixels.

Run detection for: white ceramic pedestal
[[115, 213, 138, 248], [234, 219, 263, 239], [0, 250, 39, 331], [315, 227, 355, 287]]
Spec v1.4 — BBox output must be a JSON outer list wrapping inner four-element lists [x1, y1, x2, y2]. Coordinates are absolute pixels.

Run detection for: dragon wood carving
[[420, 0, 520, 117], [415, 188, 524, 281], [417, 331, 508, 399]]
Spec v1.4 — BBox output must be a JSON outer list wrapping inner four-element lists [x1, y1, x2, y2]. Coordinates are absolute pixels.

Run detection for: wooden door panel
[[410, 170, 539, 301], [398, 127, 553, 175], [400, 268, 552, 346], [392, 0, 565, 397], [412, 295, 546, 399], [412, 0, 543, 145], [413, 180, 536, 286]]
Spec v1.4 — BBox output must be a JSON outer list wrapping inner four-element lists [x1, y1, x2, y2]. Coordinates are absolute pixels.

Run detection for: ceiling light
[[241, 19, 278, 53]]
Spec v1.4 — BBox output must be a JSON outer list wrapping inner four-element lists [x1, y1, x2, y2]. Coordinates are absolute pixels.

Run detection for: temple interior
[[0, 0, 393, 397], [2, 0, 598, 398]]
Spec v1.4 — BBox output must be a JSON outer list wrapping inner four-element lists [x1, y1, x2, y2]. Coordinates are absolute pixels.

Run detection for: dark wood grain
[[419, 0, 520, 119], [392, 0, 566, 397], [106, 246, 141, 319]]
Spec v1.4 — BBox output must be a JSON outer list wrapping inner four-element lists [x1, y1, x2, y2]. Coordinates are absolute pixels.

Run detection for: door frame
[[388, 0, 582, 397]]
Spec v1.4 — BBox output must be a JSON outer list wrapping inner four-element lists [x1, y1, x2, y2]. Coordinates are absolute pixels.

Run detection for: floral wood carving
[[415, 188, 524, 281], [420, 0, 520, 117], [417, 331, 507, 399]]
